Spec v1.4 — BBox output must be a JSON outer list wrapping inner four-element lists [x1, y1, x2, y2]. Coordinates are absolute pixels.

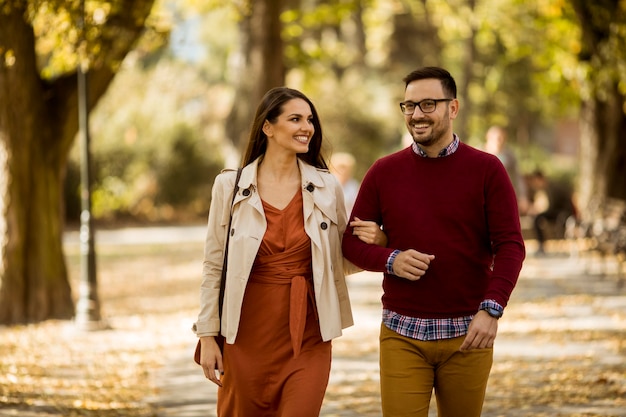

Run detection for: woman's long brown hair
[[240, 87, 328, 169]]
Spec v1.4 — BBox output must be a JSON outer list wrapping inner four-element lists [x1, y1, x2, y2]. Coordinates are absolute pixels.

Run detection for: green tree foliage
[[67, 53, 226, 222], [1, 0, 624, 328], [48, 0, 626, 227], [17, 0, 626, 225]]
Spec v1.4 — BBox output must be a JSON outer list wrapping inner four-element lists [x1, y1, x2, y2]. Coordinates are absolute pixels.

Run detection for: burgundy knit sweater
[[342, 143, 525, 319]]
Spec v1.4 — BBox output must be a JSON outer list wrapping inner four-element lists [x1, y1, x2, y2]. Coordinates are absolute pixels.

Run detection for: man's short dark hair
[[403, 67, 457, 98]]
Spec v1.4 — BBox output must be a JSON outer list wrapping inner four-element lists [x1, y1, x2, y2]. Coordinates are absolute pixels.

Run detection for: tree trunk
[[351, 0, 367, 68], [225, 0, 286, 155], [388, 0, 441, 74], [0, 6, 73, 322], [570, 0, 626, 216], [578, 85, 626, 216], [0, 0, 155, 325], [456, 0, 477, 140]]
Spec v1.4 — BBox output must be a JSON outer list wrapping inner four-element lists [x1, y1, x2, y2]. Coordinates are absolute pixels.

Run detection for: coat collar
[[237, 156, 327, 191], [297, 158, 327, 190]]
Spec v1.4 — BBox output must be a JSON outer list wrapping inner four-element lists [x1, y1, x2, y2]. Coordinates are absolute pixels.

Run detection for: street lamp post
[[75, 0, 105, 331]]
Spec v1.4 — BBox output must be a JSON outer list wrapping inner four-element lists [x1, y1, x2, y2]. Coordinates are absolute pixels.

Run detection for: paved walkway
[[63, 224, 207, 246], [148, 246, 626, 417]]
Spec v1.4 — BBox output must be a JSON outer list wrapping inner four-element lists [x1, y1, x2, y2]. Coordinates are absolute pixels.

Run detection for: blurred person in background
[[330, 151, 360, 215], [193, 87, 386, 416], [343, 67, 525, 417], [484, 125, 530, 215], [526, 169, 577, 255]]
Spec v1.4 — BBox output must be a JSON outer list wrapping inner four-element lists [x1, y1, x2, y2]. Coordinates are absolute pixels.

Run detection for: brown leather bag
[[194, 168, 241, 366]]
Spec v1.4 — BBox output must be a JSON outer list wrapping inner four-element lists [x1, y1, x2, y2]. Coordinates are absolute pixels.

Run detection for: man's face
[[404, 79, 458, 151]]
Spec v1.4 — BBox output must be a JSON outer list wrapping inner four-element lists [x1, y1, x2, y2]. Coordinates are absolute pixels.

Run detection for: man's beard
[[408, 109, 450, 148], [411, 130, 438, 147], [409, 120, 439, 147]]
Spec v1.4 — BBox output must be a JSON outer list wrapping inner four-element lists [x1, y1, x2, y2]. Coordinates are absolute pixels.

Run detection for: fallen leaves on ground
[[0, 241, 201, 417], [1, 239, 625, 416]]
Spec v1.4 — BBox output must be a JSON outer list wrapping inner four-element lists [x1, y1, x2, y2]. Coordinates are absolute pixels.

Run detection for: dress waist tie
[[251, 243, 315, 358], [289, 274, 317, 357]]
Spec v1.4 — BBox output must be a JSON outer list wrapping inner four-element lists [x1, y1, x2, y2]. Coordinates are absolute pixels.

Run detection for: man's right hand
[[392, 249, 435, 281]]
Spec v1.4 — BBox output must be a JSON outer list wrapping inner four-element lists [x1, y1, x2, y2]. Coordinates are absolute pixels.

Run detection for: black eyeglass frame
[[399, 98, 453, 115]]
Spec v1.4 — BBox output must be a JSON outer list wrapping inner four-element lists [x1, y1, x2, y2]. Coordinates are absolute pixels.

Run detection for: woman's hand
[[350, 217, 387, 247], [200, 336, 224, 386]]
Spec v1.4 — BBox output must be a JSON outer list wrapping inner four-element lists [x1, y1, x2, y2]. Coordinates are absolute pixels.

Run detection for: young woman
[[194, 87, 385, 416]]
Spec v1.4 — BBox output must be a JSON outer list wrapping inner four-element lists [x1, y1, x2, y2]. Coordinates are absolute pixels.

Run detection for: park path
[[144, 233, 626, 417]]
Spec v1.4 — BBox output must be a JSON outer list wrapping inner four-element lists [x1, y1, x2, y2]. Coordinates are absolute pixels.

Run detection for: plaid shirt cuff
[[479, 299, 503, 313], [386, 250, 401, 274]]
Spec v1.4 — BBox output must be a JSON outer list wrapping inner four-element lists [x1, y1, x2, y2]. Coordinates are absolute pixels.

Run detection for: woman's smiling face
[[263, 98, 314, 155]]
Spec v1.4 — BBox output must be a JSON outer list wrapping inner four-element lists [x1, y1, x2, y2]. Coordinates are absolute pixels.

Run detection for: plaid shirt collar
[[411, 134, 460, 158]]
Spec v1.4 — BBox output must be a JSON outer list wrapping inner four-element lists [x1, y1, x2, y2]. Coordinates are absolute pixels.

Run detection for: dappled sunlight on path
[[1, 229, 623, 417], [152, 248, 626, 417]]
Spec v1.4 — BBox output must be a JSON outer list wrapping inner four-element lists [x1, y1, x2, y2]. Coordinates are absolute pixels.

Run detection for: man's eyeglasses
[[399, 99, 453, 115]]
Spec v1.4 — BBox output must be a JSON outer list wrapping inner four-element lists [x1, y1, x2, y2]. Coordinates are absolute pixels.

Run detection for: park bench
[[565, 198, 626, 287]]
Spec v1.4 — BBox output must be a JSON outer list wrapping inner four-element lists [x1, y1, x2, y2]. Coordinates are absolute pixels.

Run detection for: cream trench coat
[[194, 157, 356, 344]]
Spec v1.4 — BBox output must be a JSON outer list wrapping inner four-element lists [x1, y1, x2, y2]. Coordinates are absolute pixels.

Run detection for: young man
[[342, 67, 526, 417]]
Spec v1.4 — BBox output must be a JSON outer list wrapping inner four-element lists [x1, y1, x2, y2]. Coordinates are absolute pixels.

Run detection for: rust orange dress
[[217, 191, 332, 417]]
